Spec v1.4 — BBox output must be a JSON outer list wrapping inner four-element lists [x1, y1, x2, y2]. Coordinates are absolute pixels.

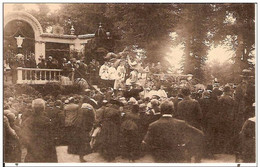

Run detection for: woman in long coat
[[120, 104, 141, 161], [96, 105, 121, 162], [21, 98, 57, 162], [67, 103, 95, 162]]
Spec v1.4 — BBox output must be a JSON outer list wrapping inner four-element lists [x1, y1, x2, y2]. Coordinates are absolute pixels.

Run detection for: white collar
[[162, 114, 172, 118]]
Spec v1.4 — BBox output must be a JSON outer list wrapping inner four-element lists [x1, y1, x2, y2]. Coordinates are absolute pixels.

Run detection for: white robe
[[99, 65, 109, 80], [130, 70, 138, 84], [157, 89, 168, 98], [114, 65, 126, 89], [148, 90, 160, 98], [108, 67, 117, 80]]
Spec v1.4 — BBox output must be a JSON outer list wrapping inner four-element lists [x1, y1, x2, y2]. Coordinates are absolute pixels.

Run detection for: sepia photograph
[[3, 2, 256, 164]]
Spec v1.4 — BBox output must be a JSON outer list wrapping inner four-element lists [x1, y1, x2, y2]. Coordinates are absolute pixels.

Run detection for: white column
[[17, 67, 23, 84], [35, 41, 45, 64]]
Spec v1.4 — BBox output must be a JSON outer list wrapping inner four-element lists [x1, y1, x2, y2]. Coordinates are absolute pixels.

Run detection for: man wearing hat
[[123, 84, 143, 100], [46, 56, 54, 69], [24, 53, 36, 68], [138, 103, 150, 141], [63, 97, 80, 145], [217, 86, 235, 153], [82, 89, 98, 109], [198, 90, 212, 129], [177, 87, 203, 130], [234, 69, 255, 132], [147, 99, 161, 124]]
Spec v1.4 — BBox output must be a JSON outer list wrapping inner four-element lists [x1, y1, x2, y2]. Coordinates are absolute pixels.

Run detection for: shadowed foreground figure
[[177, 87, 203, 130], [120, 104, 141, 161], [68, 103, 95, 162], [95, 106, 121, 162], [239, 116, 255, 163], [4, 115, 21, 163], [21, 98, 57, 162], [143, 100, 204, 163]]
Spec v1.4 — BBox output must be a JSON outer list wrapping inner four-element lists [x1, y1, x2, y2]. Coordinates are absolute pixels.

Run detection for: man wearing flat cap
[[147, 99, 161, 124], [21, 98, 57, 162]]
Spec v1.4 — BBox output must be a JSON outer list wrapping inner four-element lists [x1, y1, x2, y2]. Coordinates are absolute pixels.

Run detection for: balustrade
[[16, 67, 74, 85]]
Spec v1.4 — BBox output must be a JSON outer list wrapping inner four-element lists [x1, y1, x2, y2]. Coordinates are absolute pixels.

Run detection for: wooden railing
[[16, 67, 74, 85]]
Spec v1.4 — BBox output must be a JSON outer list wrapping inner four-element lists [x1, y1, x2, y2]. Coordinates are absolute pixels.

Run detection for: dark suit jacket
[[21, 114, 57, 162], [144, 117, 204, 162], [177, 99, 203, 129]]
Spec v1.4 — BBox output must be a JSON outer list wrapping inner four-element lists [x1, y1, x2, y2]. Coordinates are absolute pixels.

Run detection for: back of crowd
[[3, 80, 255, 163]]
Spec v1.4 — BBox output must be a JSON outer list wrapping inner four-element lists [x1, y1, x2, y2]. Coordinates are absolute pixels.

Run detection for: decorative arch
[[4, 11, 43, 39]]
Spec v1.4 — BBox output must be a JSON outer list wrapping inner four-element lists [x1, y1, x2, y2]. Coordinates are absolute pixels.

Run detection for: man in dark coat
[[24, 54, 37, 68], [198, 90, 217, 157], [217, 86, 235, 153], [123, 84, 144, 100], [45, 101, 63, 145], [21, 98, 57, 162], [143, 100, 204, 163], [239, 116, 255, 163], [138, 103, 150, 141], [198, 90, 212, 131], [172, 94, 183, 119], [177, 87, 203, 129], [46, 56, 56, 69], [37, 58, 46, 68]]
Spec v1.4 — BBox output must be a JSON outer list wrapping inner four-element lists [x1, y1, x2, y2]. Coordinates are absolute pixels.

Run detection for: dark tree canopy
[[14, 3, 255, 83]]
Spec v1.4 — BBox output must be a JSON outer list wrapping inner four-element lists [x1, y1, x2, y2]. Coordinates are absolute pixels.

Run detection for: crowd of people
[[3, 48, 256, 163], [4, 70, 255, 163]]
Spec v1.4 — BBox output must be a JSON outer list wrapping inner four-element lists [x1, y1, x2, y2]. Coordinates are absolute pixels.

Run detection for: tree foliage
[[8, 3, 255, 83], [173, 3, 255, 82], [210, 4, 255, 82], [172, 4, 215, 81]]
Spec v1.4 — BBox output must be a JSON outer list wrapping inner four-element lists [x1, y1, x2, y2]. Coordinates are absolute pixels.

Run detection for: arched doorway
[[4, 20, 35, 57], [4, 11, 45, 63]]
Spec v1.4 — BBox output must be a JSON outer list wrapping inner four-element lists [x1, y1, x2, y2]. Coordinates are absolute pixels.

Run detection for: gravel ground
[[56, 146, 236, 163]]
